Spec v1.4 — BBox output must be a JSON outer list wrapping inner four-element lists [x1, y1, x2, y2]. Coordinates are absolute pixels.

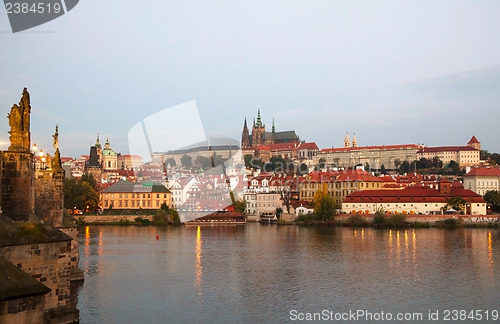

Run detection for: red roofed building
[[343, 183, 486, 215], [463, 167, 500, 195], [316, 144, 421, 170], [417, 136, 481, 168], [299, 169, 383, 205]]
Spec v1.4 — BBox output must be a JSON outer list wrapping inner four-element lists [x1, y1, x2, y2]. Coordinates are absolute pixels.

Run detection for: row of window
[[103, 193, 169, 199], [302, 182, 380, 189], [104, 199, 169, 208]]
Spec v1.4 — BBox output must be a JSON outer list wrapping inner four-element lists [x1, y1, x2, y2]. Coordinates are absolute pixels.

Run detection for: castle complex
[[241, 107, 300, 148]]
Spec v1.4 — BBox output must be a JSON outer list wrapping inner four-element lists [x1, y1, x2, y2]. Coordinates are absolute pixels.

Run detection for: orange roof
[[465, 167, 500, 177], [418, 146, 478, 153], [344, 186, 484, 204], [468, 135, 480, 144], [321, 144, 420, 153]]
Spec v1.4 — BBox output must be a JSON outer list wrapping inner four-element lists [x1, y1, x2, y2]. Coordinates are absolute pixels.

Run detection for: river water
[[75, 224, 500, 323]]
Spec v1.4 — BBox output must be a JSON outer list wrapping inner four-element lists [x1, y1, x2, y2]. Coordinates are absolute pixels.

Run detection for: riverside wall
[[79, 215, 154, 223], [335, 214, 500, 224]]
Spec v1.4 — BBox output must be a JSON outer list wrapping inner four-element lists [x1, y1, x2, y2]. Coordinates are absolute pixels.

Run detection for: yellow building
[[299, 169, 383, 205], [101, 181, 171, 210]]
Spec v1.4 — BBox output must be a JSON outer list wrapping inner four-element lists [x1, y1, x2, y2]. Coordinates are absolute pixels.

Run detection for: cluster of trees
[[63, 173, 99, 212], [393, 158, 462, 175], [244, 154, 308, 174], [484, 190, 500, 212], [481, 151, 500, 165], [153, 202, 181, 225], [179, 154, 226, 170]]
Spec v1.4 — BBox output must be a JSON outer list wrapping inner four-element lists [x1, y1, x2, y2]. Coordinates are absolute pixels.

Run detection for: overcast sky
[[1, 1, 500, 158]]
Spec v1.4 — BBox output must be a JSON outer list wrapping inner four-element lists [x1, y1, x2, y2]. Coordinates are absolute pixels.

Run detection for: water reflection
[[77, 226, 500, 324], [195, 226, 203, 297], [488, 231, 494, 275]]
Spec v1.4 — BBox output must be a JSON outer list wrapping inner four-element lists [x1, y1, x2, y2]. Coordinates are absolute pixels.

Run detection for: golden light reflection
[[84, 226, 90, 257], [361, 228, 365, 239], [488, 232, 494, 273], [396, 230, 401, 265], [412, 229, 417, 267], [98, 228, 103, 256], [195, 226, 203, 295], [388, 230, 393, 262]]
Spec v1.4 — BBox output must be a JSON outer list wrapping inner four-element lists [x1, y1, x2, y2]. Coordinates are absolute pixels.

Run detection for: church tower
[[241, 117, 250, 148], [344, 132, 351, 148], [352, 133, 358, 147], [467, 135, 481, 151], [251, 106, 266, 147]]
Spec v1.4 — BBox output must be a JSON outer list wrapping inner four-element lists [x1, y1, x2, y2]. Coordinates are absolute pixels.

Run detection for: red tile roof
[[465, 167, 500, 177], [418, 146, 478, 153], [321, 144, 420, 153], [468, 135, 480, 144], [344, 186, 485, 204], [298, 142, 319, 150]]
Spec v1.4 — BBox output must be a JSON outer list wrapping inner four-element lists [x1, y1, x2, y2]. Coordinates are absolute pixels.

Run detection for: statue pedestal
[[8, 131, 25, 152]]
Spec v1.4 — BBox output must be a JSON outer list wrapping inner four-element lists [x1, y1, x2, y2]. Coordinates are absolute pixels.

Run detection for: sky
[[1, 1, 500, 159]]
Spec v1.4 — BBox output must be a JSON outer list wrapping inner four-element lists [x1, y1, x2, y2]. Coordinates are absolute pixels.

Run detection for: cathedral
[[241, 107, 300, 148]]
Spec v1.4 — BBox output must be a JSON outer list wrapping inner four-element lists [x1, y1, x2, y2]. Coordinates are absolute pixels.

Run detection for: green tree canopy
[[484, 190, 500, 211], [233, 199, 247, 213], [64, 178, 99, 212], [446, 197, 466, 211], [165, 157, 176, 167], [181, 154, 192, 168], [313, 186, 337, 221]]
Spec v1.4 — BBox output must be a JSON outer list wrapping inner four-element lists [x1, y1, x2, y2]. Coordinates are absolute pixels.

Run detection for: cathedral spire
[[352, 133, 358, 147], [344, 132, 351, 148], [256, 105, 263, 127]]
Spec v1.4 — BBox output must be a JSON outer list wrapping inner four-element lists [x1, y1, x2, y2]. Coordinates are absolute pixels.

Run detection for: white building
[[170, 177, 197, 207], [463, 167, 500, 196]]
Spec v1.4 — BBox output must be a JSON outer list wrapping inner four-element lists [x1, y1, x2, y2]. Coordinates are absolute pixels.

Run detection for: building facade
[[463, 167, 500, 196], [316, 144, 421, 170], [417, 136, 481, 168], [101, 181, 171, 210], [298, 169, 384, 205]]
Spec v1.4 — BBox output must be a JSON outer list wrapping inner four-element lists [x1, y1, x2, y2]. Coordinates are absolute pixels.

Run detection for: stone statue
[[7, 87, 31, 152], [7, 104, 22, 132], [53, 125, 59, 150]]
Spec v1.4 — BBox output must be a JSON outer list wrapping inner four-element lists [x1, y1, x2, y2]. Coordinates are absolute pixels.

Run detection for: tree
[[313, 186, 337, 221], [446, 197, 466, 211], [317, 158, 326, 170], [447, 160, 461, 174], [244, 154, 254, 168], [64, 178, 99, 212], [484, 190, 500, 211], [380, 164, 387, 175], [181, 154, 192, 168], [399, 160, 411, 174], [364, 162, 370, 172], [81, 172, 97, 189], [165, 158, 176, 167], [194, 156, 211, 169], [394, 159, 402, 171], [233, 199, 247, 213]]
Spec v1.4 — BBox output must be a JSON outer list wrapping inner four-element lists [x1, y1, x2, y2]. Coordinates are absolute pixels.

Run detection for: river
[[75, 224, 500, 323]]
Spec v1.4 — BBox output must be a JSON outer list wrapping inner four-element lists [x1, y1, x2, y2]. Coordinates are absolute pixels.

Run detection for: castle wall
[[0, 294, 46, 324], [0, 151, 34, 221], [35, 169, 64, 227], [0, 239, 72, 311]]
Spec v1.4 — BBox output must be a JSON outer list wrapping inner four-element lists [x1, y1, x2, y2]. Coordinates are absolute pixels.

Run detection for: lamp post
[[31, 143, 38, 170]]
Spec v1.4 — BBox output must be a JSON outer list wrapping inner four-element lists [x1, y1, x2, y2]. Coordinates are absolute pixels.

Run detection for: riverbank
[[76, 213, 500, 228]]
